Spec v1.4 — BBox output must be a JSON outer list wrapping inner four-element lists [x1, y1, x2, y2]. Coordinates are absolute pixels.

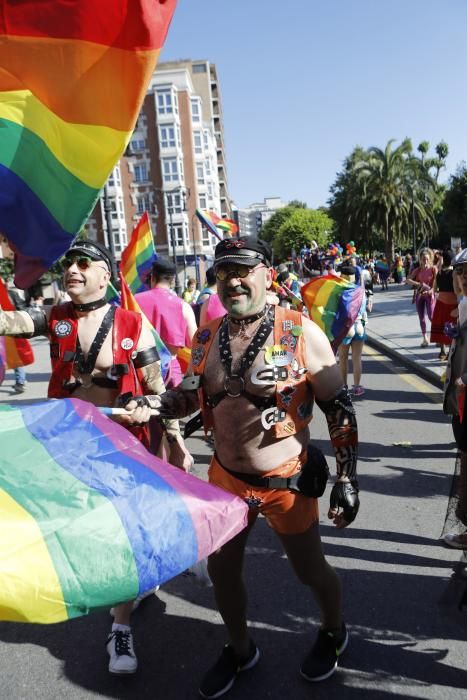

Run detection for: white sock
[[112, 623, 131, 632]]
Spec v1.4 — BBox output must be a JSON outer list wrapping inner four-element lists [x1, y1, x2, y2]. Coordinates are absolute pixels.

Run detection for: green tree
[[438, 163, 467, 242], [417, 141, 430, 163], [273, 208, 332, 259], [260, 206, 296, 243]]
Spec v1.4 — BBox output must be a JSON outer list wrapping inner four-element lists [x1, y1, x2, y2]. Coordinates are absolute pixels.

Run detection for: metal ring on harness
[[223, 374, 245, 397]]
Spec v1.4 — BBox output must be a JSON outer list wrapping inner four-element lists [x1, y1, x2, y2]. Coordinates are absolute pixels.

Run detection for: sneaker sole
[[108, 663, 138, 675], [199, 647, 260, 699], [300, 629, 349, 683]]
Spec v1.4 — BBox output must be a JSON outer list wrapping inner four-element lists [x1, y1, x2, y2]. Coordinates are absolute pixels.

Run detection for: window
[[162, 158, 179, 183], [191, 98, 201, 123], [193, 131, 203, 155], [157, 89, 177, 115], [193, 63, 207, 73], [196, 163, 204, 185], [207, 181, 214, 197], [166, 192, 182, 214], [160, 125, 176, 148], [171, 224, 187, 247], [137, 195, 151, 215], [205, 158, 212, 177], [130, 138, 146, 151], [199, 194, 207, 210], [107, 166, 121, 187], [134, 164, 148, 182], [203, 130, 210, 149]]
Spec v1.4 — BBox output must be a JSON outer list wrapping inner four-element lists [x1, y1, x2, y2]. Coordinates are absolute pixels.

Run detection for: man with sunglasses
[[135, 236, 360, 697], [0, 237, 192, 675]]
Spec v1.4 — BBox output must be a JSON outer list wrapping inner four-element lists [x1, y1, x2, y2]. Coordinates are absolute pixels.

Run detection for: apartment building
[[236, 197, 287, 237], [86, 59, 232, 282]]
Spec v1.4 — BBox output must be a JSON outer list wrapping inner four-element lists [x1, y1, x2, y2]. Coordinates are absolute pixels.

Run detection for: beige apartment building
[[86, 59, 232, 285]]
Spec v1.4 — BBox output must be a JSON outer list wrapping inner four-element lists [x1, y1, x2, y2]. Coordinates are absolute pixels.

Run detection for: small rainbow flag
[[195, 209, 237, 242], [176, 346, 192, 374], [0, 399, 248, 623], [301, 274, 365, 349], [120, 212, 157, 294], [119, 273, 172, 380], [0, 278, 34, 370], [0, 0, 177, 288]]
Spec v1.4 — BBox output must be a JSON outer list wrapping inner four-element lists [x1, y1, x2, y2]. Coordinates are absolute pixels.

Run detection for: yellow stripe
[[0, 90, 130, 188], [0, 487, 67, 623]]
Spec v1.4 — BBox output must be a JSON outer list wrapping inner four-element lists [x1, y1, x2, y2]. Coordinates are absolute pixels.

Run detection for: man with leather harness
[[0, 238, 192, 675], [132, 236, 360, 698]]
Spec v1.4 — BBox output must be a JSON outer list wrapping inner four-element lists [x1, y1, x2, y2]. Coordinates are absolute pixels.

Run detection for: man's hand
[[114, 395, 153, 426], [328, 479, 359, 528], [167, 435, 194, 472]]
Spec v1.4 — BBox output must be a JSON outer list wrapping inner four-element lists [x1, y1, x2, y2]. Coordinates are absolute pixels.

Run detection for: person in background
[[6, 283, 28, 393], [431, 250, 457, 360], [136, 258, 197, 388], [337, 264, 368, 397], [392, 255, 404, 284], [183, 277, 199, 305], [406, 248, 437, 347]]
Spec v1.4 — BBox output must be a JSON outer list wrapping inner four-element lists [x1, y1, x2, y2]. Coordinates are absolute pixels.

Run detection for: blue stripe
[[0, 164, 75, 269], [21, 400, 197, 592]]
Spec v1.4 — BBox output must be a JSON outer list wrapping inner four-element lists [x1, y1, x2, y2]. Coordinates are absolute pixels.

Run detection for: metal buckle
[[224, 374, 245, 397], [251, 365, 289, 385], [261, 406, 287, 430]]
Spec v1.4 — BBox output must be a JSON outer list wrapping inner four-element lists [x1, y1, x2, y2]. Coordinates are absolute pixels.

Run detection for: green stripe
[[0, 406, 139, 617], [0, 119, 99, 233]]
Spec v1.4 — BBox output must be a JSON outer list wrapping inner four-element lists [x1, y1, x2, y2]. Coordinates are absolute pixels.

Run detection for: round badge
[[121, 338, 134, 350], [54, 320, 73, 337]]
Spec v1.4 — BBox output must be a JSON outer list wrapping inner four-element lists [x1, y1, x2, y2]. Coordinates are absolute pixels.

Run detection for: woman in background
[[406, 248, 437, 347]]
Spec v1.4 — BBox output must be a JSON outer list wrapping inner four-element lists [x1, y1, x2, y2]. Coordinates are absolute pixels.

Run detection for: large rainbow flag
[[0, 0, 177, 288], [0, 278, 34, 373], [301, 274, 365, 349], [0, 399, 248, 624], [120, 212, 157, 294], [119, 273, 172, 380]]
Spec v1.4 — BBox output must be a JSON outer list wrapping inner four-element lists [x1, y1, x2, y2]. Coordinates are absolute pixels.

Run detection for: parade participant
[[132, 236, 360, 698], [431, 250, 457, 360], [443, 251, 467, 549], [337, 264, 368, 397], [0, 238, 192, 675], [135, 258, 197, 387], [197, 267, 227, 325], [182, 277, 199, 304], [407, 247, 437, 347]]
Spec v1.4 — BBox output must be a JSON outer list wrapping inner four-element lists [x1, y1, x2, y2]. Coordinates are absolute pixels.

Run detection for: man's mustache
[[227, 286, 249, 295]]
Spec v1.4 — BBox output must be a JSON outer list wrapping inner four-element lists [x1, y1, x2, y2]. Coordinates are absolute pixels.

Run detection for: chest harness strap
[[205, 305, 275, 411]]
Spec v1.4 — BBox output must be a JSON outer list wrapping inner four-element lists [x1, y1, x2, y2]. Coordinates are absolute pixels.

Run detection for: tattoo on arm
[[316, 386, 358, 479]]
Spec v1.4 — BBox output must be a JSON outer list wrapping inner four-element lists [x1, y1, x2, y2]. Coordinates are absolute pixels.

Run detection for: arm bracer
[[0, 307, 47, 338], [316, 385, 358, 479]]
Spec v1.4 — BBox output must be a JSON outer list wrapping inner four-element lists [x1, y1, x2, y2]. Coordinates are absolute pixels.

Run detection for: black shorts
[[452, 415, 467, 452]]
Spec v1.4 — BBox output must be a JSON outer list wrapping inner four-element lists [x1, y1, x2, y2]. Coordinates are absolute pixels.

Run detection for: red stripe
[[0, 0, 177, 50]]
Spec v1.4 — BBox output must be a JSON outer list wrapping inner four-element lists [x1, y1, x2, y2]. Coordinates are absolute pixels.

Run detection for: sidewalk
[[365, 283, 446, 388]]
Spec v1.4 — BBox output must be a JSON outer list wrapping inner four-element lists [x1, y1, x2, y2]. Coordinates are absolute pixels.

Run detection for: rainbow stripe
[[0, 399, 247, 624], [0, 0, 177, 287], [176, 346, 192, 374], [119, 273, 172, 380], [121, 212, 157, 294], [302, 274, 365, 349], [195, 209, 224, 242], [216, 218, 238, 236]]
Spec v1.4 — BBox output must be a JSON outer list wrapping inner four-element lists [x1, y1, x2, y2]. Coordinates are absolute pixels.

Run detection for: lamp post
[[156, 185, 190, 297], [103, 183, 118, 282], [191, 213, 200, 288]]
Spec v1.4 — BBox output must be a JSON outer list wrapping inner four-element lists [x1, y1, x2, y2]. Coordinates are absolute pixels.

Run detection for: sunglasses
[[216, 263, 265, 281], [62, 255, 108, 272]]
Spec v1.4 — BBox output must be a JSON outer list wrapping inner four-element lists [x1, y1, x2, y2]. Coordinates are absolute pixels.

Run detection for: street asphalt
[[0, 285, 465, 699]]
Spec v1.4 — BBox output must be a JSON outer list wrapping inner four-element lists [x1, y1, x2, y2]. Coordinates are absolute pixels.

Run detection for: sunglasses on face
[[62, 255, 107, 272], [215, 263, 265, 281]]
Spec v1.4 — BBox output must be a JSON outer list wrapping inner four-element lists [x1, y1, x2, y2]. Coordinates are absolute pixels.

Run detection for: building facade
[[236, 197, 287, 237], [85, 59, 232, 284]]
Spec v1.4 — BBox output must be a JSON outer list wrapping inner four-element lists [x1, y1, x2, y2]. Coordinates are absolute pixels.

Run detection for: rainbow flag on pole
[[0, 0, 177, 288], [195, 209, 237, 242], [0, 399, 248, 624], [120, 212, 157, 294], [301, 274, 365, 349]]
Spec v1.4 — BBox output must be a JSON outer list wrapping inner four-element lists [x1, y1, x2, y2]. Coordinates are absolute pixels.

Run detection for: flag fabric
[[195, 209, 237, 242], [119, 273, 172, 380], [0, 278, 34, 369], [301, 274, 365, 349], [176, 346, 192, 374], [0, 399, 248, 624], [0, 0, 177, 288], [0, 338, 6, 385], [120, 212, 157, 294]]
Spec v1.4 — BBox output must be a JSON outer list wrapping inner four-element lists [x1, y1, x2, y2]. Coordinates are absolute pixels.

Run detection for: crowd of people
[[0, 234, 465, 696]]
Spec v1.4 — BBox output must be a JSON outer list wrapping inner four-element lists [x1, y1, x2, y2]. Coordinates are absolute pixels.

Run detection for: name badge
[[265, 344, 290, 367]]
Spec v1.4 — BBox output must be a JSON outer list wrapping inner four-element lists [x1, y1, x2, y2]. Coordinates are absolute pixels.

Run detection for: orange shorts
[[208, 453, 319, 535]]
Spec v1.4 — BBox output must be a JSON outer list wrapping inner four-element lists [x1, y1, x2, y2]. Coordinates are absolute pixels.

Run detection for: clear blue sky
[[161, 0, 467, 210]]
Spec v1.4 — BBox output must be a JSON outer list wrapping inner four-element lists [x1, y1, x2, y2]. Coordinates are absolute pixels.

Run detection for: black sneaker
[[13, 383, 26, 394], [199, 641, 260, 699], [300, 623, 348, 682]]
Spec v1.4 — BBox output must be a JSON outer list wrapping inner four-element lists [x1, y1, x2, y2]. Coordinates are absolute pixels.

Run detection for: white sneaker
[[106, 629, 138, 674], [443, 532, 467, 549]]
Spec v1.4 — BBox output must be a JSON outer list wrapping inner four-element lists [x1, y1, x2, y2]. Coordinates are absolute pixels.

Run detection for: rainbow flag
[[0, 399, 247, 624], [0, 278, 34, 369], [177, 346, 192, 374], [301, 274, 365, 349], [0, 0, 177, 288], [120, 212, 157, 294], [195, 209, 236, 242], [119, 273, 172, 380]]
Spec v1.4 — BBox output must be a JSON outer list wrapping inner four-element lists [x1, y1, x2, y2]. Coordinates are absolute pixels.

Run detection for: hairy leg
[[351, 341, 364, 386], [338, 344, 350, 385], [277, 523, 343, 630]]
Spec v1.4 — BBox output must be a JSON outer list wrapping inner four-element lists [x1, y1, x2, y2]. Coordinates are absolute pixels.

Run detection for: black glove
[[329, 481, 360, 524], [117, 392, 150, 409]]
